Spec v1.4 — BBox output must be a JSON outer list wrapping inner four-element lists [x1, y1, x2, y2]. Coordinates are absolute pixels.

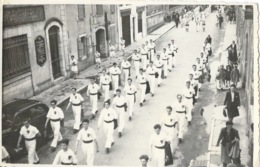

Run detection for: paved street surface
[[17, 11, 227, 166]]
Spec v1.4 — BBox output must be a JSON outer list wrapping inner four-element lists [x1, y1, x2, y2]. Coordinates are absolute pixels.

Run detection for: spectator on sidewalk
[[132, 49, 141, 79], [174, 12, 180, 28], [70, 55, 79, 79], [109, 43, 116, 62], [120, 37, 125, 53], [218, 14, 224, 28], [225, 65, 232, 89], [216, 121, 240, 167], [224, 84, 241, 122], [230, 65, 240, 87], [216, 65, 226, 89], [95, 51, 101, 69]]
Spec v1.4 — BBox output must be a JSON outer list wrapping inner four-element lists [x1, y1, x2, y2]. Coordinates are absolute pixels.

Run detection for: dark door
[[133, 17, 135, 42], [96, 29, 106, 58], [49, 26, 61, 79], [122, 15, 131, 46]]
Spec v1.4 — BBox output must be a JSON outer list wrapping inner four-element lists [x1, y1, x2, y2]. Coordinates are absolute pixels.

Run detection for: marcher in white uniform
[[183, 81, 195, 125], [98, 102, 118, 153], [132, 50, 141, 78], [189, 73, 199, 102], [148, 39, 156, 62], [170, 40, 178, 68], [109, 43, 116, 62], [140, 44, 148, 70], [53, 139, 77, 165], [172, 94, 188, 144], [45, 100, 64, 151], [149, 124, 167, 167], [17, 120, 40, 164], [154, 54, 164, 87], [121, 57, 131, 85], [191, 64, 202, 91], [124, 78, 137, 121], [161, 48, 169, 78], [145, 41, 150, 62], [70, 55, 78, 79], [110, 62, 121, 95], [100, 69, 111, 103], [87, 79, 100, 117], [2, 146, 10, 163], [120, 37, 125, 52], [75, 119, 99, 166], [95, 51, 101, 68], [160, 106, 178, 154], [66, 88, 84, 132], [139, 154, 150, 167], [167, 43, 173, 72], [146, 61, 156, 96], [112, 89, 127, 137], [137, 68, 147, 107]]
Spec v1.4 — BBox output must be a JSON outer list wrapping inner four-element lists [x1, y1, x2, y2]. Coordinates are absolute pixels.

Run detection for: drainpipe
[[104, 12, 109, 58]]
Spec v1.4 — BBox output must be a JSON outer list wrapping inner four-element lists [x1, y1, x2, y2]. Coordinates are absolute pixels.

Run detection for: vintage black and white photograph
[[1, 2, 259, 167]]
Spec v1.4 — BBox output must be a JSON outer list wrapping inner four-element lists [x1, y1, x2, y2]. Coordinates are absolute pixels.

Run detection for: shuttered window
[[110, 5, 115, 14], [78, 5, 85, 20], [96, 5, 104, 15], [3, 34, 31, 81], [77, 36, 89, 59]]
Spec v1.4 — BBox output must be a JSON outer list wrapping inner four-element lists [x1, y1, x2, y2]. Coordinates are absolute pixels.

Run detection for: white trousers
[[163, 125, 178, 154], [50, 121, 62, 147], [102, 85, 110, 102], [163, 60, 168, 76], [139, 83, 146, 103], [123, 69, 130, 85], [141, 55, 148, 70], [175, 113, 187, 139], [184, 98, 193, 122], [150, 50, 155, 62], [103, 122, 114, 148], [152, 148, 165, 167], [112, 75, 119, 94], [82, 143, 95, 166], [156, 67, 162, 84], [115, 107, 125, 133], [134, 61, 140, 77], [147, 75, 155, 94], [173, 51, 177, 65], [90, 95, 98, 115], [72, 105, 82, 130], [25, 140, 39, 164], [168, 55, 173, 70], [126, 94, 135, 117]]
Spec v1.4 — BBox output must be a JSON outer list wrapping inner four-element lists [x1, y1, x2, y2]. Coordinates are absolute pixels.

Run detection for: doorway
[[122, 15, 131, 46], [48, 26, 61, 79], [96, 29, 106, 58]]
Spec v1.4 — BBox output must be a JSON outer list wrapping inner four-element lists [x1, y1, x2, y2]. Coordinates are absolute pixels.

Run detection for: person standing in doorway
[[70, 55, 78, 79], [95, 51, 101, 69], [120, 37, 125, 53], [109, 43, 116, 63]]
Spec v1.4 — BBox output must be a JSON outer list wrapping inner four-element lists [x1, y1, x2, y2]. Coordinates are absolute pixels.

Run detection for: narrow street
[[17, 12, 225, 166]]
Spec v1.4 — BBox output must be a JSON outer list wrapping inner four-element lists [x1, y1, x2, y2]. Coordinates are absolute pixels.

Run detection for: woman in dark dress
[[225, 65, 231, 88]]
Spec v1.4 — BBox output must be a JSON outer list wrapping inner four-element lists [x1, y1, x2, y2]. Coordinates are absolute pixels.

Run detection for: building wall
[[3, 5, 69, 104]]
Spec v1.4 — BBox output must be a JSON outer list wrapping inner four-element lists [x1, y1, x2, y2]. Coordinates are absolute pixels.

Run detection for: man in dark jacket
[[226, 41, 237, 60], [216, 121, 240, 167], [218, 14, 224, 28], [224, 84, 240, 122], [205, 35, 212, 44], [175, 12, 180, 28]]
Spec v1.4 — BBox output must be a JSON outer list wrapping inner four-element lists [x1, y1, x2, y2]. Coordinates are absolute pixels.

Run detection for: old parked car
[[2, 99, 53, 162]]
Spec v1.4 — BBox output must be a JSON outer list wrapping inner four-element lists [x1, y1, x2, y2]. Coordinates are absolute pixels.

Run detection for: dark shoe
[[129, 116, 132, 121], [111, 142, 114, 146], [178, 138, 183, 144], [172, 65, 175, 68], [151, 93, 154, 97], [188, 121, 192, 126], [158, 84, 160, 87], [50, 147, 56, 152], [33, 160, 40, 164], [106, 148, 110, 154], [118, 132, 122, 138], [140, 103, 143, 107]]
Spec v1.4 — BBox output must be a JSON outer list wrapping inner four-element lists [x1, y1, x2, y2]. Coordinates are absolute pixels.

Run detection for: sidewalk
[[30, 21, 177, 106], [207, 23, 251, 167]]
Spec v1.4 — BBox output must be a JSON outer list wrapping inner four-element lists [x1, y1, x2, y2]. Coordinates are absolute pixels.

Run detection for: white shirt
[[149, 42, 155, 50], [112, 95, 127, 107], [110, 66, 121, 75], [77, 127, 96, 142], [132, 53, 141, 61], [189, 79, 198, 88], [100, 74, 111, 85], [121, 40, 125, 46], [70, 58, 78, 66], [161, 52, 169, 60], [121, 61, 131, 69], [137, 74, 147, 84], [173, 100, 186, 112], [47, 106, 64, 120], [69, 93, 84, 105], [140, 47, 148, 55], [53, 149, 77, 165], [167, 47, 173, 55], [154, 58, 163, 68], [98, 107, 118, 127], [191, 70, 200, 79], [196, 61, 204, 71], [146, 65, 156, 75], [183, 87, 195, 98], [124, 84, 137, 94], [87, 83, 100, 95], [171, 43, 178, 52], [20, 125, 39, 139], [95, 52, 101, 58], [149, 132, 167, 148], [161, 112, 177, 126]]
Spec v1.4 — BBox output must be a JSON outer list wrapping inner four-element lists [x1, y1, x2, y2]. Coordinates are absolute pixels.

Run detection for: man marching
[[110, 62, 122, 95], [183, 81, 195, 126], [99, 69, 112, 103], [66, 88, 84, 132], [189, 73, 199, 103], [170, 40, 178, 68], [87, 78, 100, 119], [45, 100, 64, 152], [161, 48, 169, 79], [124, 78, 137, 121], [146, 61, 156, 97], [109, 43, 116, 62], [17, 120, 41, 164], [167, 43, 173, 72], [121, 56, 132, 85], [191, 64, 202, 92], [132, 49, 142, 78], [154, 54, 164, 87], [112, 89, 127, 137], [137, 68, 147, 107], [98, 102, 118, 154], [148, 39, 156, 62], [140, 44, 149, 70], [75, 119, 99, 166]]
